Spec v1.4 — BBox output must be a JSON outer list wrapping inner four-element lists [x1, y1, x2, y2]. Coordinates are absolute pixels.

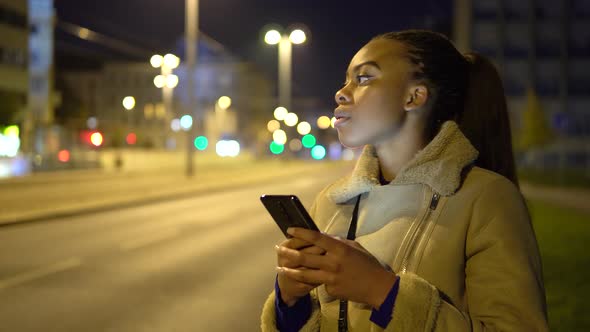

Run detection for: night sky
[[53, 0, 453, 108]]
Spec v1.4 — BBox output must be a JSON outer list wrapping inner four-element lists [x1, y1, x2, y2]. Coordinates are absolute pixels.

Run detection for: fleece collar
[[328, 121, 479, 203]]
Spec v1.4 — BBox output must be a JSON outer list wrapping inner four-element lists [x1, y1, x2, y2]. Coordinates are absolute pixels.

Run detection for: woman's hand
[[275, 237, 326, 307], [277, 227, 398, 309]]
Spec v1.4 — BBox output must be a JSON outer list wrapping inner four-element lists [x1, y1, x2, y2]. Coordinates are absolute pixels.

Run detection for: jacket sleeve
[[378, 177, 549, 332], [261, 289, 322, 332]]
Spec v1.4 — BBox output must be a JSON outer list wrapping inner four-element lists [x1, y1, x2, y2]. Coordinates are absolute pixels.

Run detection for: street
[[0, 167, 344, 331]]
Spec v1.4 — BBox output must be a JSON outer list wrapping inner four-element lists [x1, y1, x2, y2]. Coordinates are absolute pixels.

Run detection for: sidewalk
[[0, 158, 352, 226]]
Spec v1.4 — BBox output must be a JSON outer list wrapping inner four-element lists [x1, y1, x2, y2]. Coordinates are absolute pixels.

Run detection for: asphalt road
[[0, 168, 345, 331]]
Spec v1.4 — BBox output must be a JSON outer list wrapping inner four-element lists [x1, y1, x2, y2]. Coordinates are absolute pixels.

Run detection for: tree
[[516, 88, 554, 150]]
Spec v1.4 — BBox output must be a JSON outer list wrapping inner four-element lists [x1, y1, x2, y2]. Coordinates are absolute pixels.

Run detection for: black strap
[[338, 195, 362, 332]]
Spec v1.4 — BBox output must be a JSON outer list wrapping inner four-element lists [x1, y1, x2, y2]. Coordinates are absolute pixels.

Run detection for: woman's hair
[[373, 30, 518, 187]]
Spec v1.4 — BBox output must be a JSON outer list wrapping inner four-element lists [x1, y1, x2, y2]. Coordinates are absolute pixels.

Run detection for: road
[[0, 167, 345, 331]]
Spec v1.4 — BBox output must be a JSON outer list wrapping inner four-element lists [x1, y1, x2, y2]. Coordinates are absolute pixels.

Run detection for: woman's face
[[334, 39, 416, 148]]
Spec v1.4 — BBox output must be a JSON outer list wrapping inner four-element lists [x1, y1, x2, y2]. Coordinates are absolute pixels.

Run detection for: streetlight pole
[[265, 28, 306, 112], [185, 0, 199, 177], [278, 37, 292, 111]]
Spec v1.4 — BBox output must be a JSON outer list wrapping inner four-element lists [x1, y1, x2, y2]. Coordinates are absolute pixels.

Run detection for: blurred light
[[289, 29, 306, 44], [126, 133, 137, 145], [0, 132, 19, 157], [284, 112, 298, 127], [216, 140, 240, 157], [122, 96, 135, 110], [289, 138, 302, 152], [180, 115, 193, 131], [58, 150, 70, 163], [150, 54, 163, 68], [264, 30, 281, 45], [267, 120, 280, 132], [329, 142, 342, 160], [90, 132, 103, 147], [270, 141, 284, 154], [331, 116, 337, 128], [166, 74, 179, 88], [4, 125, 19, 138], [87, 117, 97, 129], [311, 145, 326, 160], [194, 136, 208, 150], [273, 129, 287, 145], [296, 121, 311, 135], [317, 116, 331, 129], [163, 53, 180, 69], [301, 134, 316, 148], [154, 75, 166, 88], [78, 28, 90, 39], [144, 104, 154, 119], [217, 96, 232, 110], [342, 148, 356, 161], [166, 137, 176, 150], [156, 103, 166, 118], [171, 118, 181, 132], [274, 106, 288, 121]]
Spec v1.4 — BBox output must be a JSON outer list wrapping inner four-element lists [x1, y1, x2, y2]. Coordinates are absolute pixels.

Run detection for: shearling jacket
[[261, 121, 549, 331]]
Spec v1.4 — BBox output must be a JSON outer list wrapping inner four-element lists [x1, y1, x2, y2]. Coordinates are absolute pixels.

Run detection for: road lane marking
[[120, 228, 179, 251], [0, 257, 82, 290]]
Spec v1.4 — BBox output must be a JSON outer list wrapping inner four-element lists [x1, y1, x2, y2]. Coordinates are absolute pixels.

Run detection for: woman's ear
[[403, 85, 428, 111]]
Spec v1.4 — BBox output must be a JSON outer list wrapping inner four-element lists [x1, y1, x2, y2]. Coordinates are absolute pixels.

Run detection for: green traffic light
[[311, 145, 326, 160], [270, 141, 284, 154], [194, 136, 208, 150], [301, 134, 316, 148]]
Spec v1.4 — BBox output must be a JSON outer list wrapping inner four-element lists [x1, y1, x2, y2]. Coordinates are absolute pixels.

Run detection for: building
[[61, 50, 274, 150], [454, 0, 590, 169], [0, 0, 28, 122]]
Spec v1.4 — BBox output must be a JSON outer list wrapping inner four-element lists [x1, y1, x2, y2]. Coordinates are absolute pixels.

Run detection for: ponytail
[[460, 53, 518, 187]]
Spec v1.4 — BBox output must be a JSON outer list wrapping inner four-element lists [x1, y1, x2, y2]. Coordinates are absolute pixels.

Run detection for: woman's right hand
[[275, 237, 325, 307]]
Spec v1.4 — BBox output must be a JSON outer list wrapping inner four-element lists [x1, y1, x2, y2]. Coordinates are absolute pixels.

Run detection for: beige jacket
[[261, 121, 548, 331]]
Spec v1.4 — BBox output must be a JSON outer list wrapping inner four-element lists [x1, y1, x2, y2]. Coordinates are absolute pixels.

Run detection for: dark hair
[[374, 30, 518, 187]]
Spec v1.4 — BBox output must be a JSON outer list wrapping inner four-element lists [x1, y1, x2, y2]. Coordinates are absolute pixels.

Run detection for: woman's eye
[[356, 75, 371, 84]]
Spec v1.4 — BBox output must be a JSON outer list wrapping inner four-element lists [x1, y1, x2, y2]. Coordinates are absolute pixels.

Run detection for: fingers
[[277, 266, 332, 285], [279, 237, 314, 250], [277, 245, 334, 271], [287, 227, 344, 253]]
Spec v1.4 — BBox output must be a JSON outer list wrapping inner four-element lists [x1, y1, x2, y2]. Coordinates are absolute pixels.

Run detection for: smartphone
[[260, 195, 320, 237]]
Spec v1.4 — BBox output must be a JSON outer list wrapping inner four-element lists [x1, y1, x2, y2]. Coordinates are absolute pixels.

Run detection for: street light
[[264, 27, 307, 111]]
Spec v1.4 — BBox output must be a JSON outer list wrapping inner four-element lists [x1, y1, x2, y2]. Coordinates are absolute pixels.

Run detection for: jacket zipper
[[400, 192, 440, 274]]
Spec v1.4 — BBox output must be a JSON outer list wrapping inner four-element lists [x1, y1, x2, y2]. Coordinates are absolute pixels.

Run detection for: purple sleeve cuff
[[369, 275, 401, 329], [274, 276, 312, 332]]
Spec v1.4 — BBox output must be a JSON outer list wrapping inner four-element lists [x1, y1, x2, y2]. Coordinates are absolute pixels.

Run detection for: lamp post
[[264, 28, 307, 112], [185, 0, 199, 177], [151, 53, 179, 152]]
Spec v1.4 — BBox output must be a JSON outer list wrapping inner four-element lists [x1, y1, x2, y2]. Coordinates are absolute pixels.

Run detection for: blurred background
[[0, 0, 588, 331]]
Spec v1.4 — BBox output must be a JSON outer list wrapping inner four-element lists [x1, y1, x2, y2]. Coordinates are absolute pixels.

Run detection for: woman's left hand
[[276, 227, 398, 309]]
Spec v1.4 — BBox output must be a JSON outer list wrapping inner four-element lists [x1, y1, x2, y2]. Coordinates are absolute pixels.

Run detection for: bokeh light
[[317, 116, 331, 129], [296, 121, 311, 135], [289, 139, 302, 152], [58, 150, 70, 163], [269, 141, 284, 154], [194, 136, 208, 150], [289, 29, 306, 44], [274, 107, 288, 121], [267, 120, 280, 132], [180, 115, 193, 131], [331, 116, 337, 128], [301, 134, 316, 148], [284, 113, 299, 127], [126, 133, 137, 145], [272, 129, 287, 145], [264, 30, 281, 45], [90, 132, 103, 147], [311, 145, 326, 160]]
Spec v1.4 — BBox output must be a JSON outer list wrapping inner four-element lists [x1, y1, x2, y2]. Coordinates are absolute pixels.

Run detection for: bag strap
[[338, 195, 362, 332]]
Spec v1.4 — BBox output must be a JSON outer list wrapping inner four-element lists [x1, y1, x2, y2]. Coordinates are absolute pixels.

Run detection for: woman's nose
[[335, 88, 351, 105]]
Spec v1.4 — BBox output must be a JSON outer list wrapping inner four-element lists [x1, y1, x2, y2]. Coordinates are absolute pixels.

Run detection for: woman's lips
[[334, 116, 351, 128]]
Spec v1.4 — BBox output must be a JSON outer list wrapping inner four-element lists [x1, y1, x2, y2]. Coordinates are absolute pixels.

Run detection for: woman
[[261, 30, 548, 331]]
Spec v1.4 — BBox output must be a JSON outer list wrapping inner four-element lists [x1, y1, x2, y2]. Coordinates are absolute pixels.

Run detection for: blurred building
[[454, 0, 590, 169], [0, 0, 28, 122], [61, 38, 273, 150]]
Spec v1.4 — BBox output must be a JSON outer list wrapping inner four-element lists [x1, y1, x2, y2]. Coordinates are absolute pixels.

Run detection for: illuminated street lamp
[[264, 27, 307, 111], [151, 53, 180, 120]]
